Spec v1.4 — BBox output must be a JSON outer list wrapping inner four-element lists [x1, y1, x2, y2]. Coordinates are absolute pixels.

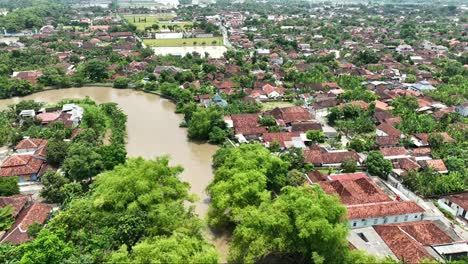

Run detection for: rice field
[[143, 37, 223, 47]]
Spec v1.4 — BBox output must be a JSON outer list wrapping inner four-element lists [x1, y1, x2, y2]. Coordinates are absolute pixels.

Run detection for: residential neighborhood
[[0, 0, 467, 263]]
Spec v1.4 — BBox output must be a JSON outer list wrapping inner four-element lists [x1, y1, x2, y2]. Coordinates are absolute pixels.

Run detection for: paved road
[[220, 24, 232, 49]]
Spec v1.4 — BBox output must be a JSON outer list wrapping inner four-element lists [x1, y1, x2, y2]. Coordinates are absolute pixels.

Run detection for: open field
[[144, 37, 223, 47], [123, 14, 191, 31], [262, 101, 296, 111]]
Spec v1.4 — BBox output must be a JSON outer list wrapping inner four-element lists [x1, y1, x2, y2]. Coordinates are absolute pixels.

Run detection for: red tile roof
[[1, 203, 53, 245], [397, 158, 421, 172], [36, 112, 60, 123], [424, 159, 448, 173], [15, 139, 47, 151], [339, 100, 370, 110], [263, 132, 301, 147], [412, 147, 432, 156], [377, 123, 402, 137], [0, 195, 31, 218], [347, 201, 424, 220], [444, 192, 468, 211], [319, 176, 392, 205], [373, 225, 433, 263], [306, 171, 328, 182], [376, 136, 400, 147], [0, 155, 45, 177], [291, 121, 322, 133], [304, 149, 359, 166], [267, 106, 312, 124], [380, 147, 408, 157]]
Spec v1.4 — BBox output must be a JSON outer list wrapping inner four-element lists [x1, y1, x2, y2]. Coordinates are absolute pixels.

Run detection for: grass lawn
[[262, 101, 296, 111], [143, 37, 223, 47], [124, 14, 192, 31]]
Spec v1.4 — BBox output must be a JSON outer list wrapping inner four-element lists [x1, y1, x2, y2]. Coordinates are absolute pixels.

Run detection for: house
[[376, 123, 403, 139], [376, 136, 400, 147], [455, 102, 468, 117], [422, 159, 448, 174], [380, 147, 410, 160], [262, 132, 306, 149], [15, 138, 47, 156], [11, 70, 43, 84], [318, 176, 392, 206], [204, 94, 228, 108], [347, 201, 425, 229], [0, 202, 53, 245], [304, 148, 361, 167], [266, 106, 312, 126], [262, 84, 285, 99], [153, 66, 184, 77], [411, 132, 456, 147], [0, 154, 46, 182], [373, 221, 466, 263], [227, 114, 267, 142], [408, 81, 436, 93], [290, 121, 322, 133], [395, 44, 414, 53], [393, 158, 421, 176], [438, 192, 468, 221]]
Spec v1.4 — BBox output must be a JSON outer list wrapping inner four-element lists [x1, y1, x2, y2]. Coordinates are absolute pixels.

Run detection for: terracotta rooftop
[[444, 192, 468, 211], [396, 158, 421, 172], [267, 106, 312, 124], [36, 112, 60, 123], [15, 139, 47, 150], [376, 136, 400, 147], [423, 159, 448, 173], [304, 149, 359, 166], [291, 121, 322, 133], [0, 155, 45, 177], [306, 171, 328, 183], [339, 100, 370, 110], [0, 195, 31, 218], [374, 221, 454, 263], [347, 201, 424, 220], [380, 147, 408, 157], [319, 176, 392, 206], [1, 203, 53, 245], [412, 147, 432, 156], [262, 132, 301, 147], [377, 123, 402, 137], [373, 224, 433, 263]]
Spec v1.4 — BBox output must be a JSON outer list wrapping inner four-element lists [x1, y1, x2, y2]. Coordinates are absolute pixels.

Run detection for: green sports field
[[143, 37, 223, 47]]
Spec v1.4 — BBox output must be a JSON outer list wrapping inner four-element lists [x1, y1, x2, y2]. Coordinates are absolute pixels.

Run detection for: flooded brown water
[[0, 87, 229, 260]]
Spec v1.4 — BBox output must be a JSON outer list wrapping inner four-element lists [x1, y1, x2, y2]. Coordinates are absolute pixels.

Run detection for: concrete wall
[[350, 212, 424, 229], [155, 32, 183, 39], [438, 199, 468, 220]]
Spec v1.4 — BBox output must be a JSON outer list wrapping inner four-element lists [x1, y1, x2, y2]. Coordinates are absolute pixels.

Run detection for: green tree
[[113, 77, 130, 89], [207, 144, 288, 227], [287, 169, 306, 186], [366, 151, 392, 179], [187, 108, 224, 141], [83, 59, 109, 82], [46, 139, 69, 165], [258, 115, 277, 127], [229, 186, 349, 263], [306, 130, 326, 143], [40, 171, 70, 204], [341, 158, 357, 173], [0, 205, 14, 231], [62, 143, 103, 182], [0, 177, 19, 196], [19, 229, 75, 264], [26, 222, 42, 238]]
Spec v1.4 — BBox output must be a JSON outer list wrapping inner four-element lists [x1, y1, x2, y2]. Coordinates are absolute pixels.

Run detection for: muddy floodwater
[[0, 87, 229, 260]]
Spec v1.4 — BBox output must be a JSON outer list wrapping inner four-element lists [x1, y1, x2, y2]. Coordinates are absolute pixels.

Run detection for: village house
[[262, 132, 307, 149], [0, 196, 53, 245], [11, 70, 43, 84], [225, 113, 266, 143], [304, 147, 361, 167], [438, 192, 468, 221], [266, 106, 313, 127], [0, 154, 47, 182], [380, 146, 411, 160]]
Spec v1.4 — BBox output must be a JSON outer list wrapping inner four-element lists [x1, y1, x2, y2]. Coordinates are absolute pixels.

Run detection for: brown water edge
[[0, 87, 229, 261]]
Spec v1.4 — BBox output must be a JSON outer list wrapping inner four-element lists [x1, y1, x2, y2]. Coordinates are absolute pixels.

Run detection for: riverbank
[[0, 86, 229, 261]]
